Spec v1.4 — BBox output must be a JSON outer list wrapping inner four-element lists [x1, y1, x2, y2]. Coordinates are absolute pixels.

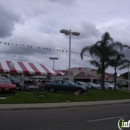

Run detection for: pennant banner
[[0, 41, 100, 59]]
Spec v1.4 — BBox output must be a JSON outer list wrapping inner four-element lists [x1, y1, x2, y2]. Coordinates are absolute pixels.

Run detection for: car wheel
[[76, 88, 83, 94], [49, 87, 56, 93], [91, 87, 94, 89], [108, 87, 112, 90]]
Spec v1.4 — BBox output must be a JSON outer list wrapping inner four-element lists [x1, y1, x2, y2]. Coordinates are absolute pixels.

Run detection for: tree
[[121, 72, 128, 79], [108, 52, 130, 90], [80, 32, 122, 90]]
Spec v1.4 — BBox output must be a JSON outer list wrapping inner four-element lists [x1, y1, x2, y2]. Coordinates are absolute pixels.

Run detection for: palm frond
[[80, 46, 90, 59], [110, 41, 123, 51], [101, 32, 113, 45], [118, 60, 130, 70], [90, 60, 100, 68]]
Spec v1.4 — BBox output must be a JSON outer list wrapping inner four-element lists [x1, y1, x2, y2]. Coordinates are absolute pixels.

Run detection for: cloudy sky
[[0, 0, 130, 74]]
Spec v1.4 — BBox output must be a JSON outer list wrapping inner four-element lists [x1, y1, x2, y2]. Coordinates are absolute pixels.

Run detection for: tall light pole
[[60, 29, 80, 80], [123, 45, 130, 91], [49, 57, 58, 70]]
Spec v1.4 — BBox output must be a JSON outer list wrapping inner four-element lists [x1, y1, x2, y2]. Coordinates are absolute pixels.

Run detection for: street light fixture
[[123, 45, 130, 91], [60, 29, 80, 80], [49, 57, 59, 70]]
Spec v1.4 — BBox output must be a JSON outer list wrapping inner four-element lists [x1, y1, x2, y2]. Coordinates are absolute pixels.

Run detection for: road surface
[[0, 103, 130, 130]]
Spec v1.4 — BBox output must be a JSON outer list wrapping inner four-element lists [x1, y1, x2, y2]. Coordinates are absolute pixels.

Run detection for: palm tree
[[80, 32, 122, 90], [109, 52, 130, 90]]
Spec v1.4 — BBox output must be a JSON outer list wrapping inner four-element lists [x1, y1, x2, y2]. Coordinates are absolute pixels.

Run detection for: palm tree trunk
[[114, 68, 117, 91], [101, 70, 105, 90], [101, 62, 105, 90]]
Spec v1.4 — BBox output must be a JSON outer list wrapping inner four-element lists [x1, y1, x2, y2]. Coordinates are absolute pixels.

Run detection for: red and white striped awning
[[0, 60, 64, 76]]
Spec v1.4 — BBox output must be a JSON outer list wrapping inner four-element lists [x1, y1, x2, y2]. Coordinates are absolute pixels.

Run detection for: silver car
[[74, 81, 91, 89], [105, 82, 119, 90], [86, 82, 101, 89]]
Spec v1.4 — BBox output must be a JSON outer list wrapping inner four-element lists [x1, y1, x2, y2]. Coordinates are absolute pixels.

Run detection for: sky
[[0, 0, 130, 74]]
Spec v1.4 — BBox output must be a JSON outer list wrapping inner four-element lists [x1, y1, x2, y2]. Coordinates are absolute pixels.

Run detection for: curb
[[0, 100, 130, 111]]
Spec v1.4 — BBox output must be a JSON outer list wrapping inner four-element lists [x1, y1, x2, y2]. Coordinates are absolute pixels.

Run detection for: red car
[[0, 77, 16, 94]]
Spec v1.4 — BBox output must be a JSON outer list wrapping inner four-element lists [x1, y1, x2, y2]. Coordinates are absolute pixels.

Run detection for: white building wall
[[51, 67, 96, 81]]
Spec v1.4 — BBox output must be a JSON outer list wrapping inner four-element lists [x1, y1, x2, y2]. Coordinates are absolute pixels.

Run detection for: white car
[[74, 81, 91, 89], [105, 82, 119, 90], [86, 82, 101, 89]]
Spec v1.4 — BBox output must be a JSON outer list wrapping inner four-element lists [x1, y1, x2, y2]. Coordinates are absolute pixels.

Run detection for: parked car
[[0, 77, 16, 94], [86, 82, 101, 89], [10, 77, 24, 90], [38, 80, 87, 94], [105, 82, 119, 90], [23, 80, 38, 91], [74, 81, 91, 89], [38, 80, 51, 91]]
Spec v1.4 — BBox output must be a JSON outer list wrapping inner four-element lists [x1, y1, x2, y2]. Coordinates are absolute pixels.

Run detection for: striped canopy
[[0, 60, 64, 76]]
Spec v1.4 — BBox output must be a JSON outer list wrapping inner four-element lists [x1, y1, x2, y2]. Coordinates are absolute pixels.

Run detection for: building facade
[[52, 67, 123, 83]]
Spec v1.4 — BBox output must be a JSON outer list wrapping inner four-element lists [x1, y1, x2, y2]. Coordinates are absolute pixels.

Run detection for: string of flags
[[0, 41, 98, 59]]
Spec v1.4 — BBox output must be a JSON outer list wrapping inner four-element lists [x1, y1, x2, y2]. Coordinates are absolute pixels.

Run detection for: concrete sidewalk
[[0, 99, 130, 111]]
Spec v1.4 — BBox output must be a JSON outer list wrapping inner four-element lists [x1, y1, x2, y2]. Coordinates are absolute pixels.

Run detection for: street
[[0, 103, 130, 130]]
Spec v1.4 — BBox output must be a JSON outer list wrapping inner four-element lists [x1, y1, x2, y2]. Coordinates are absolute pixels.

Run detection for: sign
[[118, 118, 130, 130]]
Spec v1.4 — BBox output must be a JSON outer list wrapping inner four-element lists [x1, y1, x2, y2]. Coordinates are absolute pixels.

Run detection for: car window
[[0, 78, 11, 83], [41, 80, 46, 83], [0, 79, 3, 83], [75, 82, 78, 85], [46, 80, 51, 83], [55, 80, 62, 84], [38, 80, 51, 84], [89, 82, 95, 85], [63, 81, 69, 85], [69, 81, 75, 85], [105, 83, 108, 86], [24, 81, 35, 84]]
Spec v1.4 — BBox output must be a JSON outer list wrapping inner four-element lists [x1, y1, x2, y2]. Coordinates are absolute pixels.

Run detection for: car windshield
[[0, 78, 11, 83], [69, 81, 75, 85], [78, 81, 86, 85], [87, 82, 95, 85], [105, 83, 113, 86]]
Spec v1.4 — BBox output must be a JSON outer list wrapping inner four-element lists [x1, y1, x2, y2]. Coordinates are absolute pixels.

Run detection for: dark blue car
[[39, 80, 87, 94]]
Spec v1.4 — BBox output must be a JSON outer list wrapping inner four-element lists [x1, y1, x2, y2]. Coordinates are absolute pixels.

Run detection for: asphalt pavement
[[0, 99, 130, 111], [1, 103, 130, 130]]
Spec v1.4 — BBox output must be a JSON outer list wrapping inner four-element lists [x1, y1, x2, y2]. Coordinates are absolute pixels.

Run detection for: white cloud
[[0, 0, 130, 74]]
